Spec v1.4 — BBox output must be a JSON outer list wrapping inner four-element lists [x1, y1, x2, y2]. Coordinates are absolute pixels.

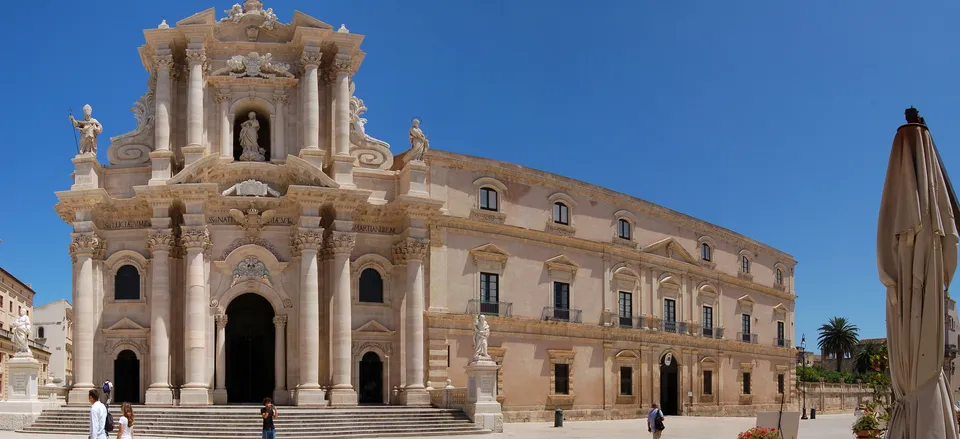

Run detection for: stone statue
[[409, 118, 430, 162], [238, 112, 266, 161], [11, 308, 31, 355], [70, 105, 103, 155], [222, 3, 244, 22], [473, 314, 490, 361], [262, 8, 278, 30]]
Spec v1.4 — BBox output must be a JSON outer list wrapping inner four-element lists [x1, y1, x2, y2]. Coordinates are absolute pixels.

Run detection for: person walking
[[89, 389, 108, 439], [647, 403, 665, 439], [261, 397, 279, 439], [102, 380, 113, 404], [117, 403, 134, 439]]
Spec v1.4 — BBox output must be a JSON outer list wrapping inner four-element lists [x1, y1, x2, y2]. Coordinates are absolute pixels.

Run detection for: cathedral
[[56, 1, 798, 420]]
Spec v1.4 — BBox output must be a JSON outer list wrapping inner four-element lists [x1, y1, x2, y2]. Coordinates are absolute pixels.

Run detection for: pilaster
[[145, 227, 175, 405], [212, 313, 228, 404], [328, 231, 358, 406], [395, 238, 430, 406], [294, 227, 325, 406], [67, 232, 102, 405]]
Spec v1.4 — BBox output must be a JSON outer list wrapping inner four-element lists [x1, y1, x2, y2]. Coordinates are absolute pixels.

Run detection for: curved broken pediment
[[168, 155, 338, 194]]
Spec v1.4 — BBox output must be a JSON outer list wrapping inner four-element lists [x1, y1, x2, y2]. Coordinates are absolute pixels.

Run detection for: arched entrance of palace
[[357, 352, 384, 404], [113, 349, 140, 404], [226, 293, 275, 403], [659, 352, 680, 415]]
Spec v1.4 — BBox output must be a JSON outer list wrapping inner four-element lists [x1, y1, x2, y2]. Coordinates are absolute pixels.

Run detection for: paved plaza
[[4, 414, 854, 439]]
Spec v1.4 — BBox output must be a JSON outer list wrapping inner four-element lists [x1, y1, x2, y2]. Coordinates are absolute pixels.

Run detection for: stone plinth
[[179, 388, 211, 405], [400, 388, 430, 406], [464, 359, 503, 433], [400, 160, 429, 196], [0, 354, 60, 431], [145, 386, 175, 405], [294, 387, 326, 406], [331, 155, 356, 188], [71, 154, 101, 190]]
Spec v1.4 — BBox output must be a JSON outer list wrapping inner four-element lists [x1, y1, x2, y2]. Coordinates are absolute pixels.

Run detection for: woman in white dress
[[117, 402, 134, 439]]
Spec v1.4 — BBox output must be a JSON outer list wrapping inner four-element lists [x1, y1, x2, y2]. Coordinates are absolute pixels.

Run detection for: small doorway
[[659, 353, 680, 415], [113, 350, 140, 404], [226, 293, 275, 403], [358, 352, 384, 404]]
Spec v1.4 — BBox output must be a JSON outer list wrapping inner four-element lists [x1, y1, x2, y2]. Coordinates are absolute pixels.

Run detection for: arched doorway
[[226, 293, 275, 403], [113, 350, 140, 404], [659, 352, 680, 415], [358, 352, 384, 404]]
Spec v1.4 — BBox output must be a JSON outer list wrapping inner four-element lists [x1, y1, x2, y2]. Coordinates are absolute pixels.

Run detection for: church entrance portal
[[358, 352, 384, 404], [659, 353, 680, 415], [225, 293, 275, 403], [113, 349, 140, 403]]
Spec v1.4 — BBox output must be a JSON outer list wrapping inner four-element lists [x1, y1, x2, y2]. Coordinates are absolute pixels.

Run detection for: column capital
[[70, 232, 103, 258], [215, 314, 229, 328], [180, 226, 211, 250], [273, 315, 288, 328], [185, 48, 207, 66], [147, 229, 175, 254], [155, 54, 174, 71], [300, 50, 323, 68], [273, 92, 288, 104], [293, 228, 324, 254], [215, 90, 232, 104], [332, 55, 355, 76], [328, 231, 357, 255], [392, 238, 429, 264]]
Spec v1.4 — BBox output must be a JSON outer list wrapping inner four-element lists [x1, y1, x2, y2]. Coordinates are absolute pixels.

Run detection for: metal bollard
[[810, 408, 816, 419], [554, 408, 563, 427]]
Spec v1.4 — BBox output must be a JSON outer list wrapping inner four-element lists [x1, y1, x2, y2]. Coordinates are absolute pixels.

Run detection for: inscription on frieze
[[352, 224, 398, 234], [209, 216, 293, 226], [103, 220, 152, 230]]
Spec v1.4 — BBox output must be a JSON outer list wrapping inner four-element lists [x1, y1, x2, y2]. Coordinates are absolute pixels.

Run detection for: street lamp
[[800, 334, 808, 420]]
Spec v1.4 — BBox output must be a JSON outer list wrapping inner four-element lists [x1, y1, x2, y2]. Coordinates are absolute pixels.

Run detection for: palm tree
[[817, 317, 860, 372], [854, 341, 883, 374]]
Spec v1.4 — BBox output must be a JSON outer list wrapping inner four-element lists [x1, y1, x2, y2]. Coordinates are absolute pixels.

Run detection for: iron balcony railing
[[466, 299, 513, 317], [705, 327, 724, 339], [619, 315, 633, 328], [542, 307, 583, 323], [738, 332, 759, 344], [775, 338, 791, 348], [702, 326, 714, 338], [662, 320, 678, 333]]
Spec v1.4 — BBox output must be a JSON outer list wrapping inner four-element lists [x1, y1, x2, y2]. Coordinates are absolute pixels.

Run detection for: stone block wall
[[793, 382, 889, 414]]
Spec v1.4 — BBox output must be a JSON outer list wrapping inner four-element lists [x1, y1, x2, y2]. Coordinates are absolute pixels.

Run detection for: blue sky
[[6, 0, 960, 343]]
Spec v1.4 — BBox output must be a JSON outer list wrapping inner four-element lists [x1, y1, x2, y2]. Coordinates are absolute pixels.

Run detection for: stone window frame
[[775, 365, 789, 397], [474, 177, 507, 213], [697, 235, 717, 269], [738, 249, 755, 282], [658, 273, 682, 324], [700, 357, 718, 401], [104, 250, 150, 305], [613, 210, 636, 244], [739, 362, 754, 405], [773, 262, 787, 291], [547, 349, 576, 406], [615, 350, 639, 404], [469, 244, 509, 310], [546, 192, 577, 236], [487, 346, 506, 405], [612, 265, 641, 325], [351, 254, 394, 307], [545, 255, 579, 313]]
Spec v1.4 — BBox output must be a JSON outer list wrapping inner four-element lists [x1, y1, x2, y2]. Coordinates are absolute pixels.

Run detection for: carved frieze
[[221, 236, 282, 262], [469, 208, 506, 225], [180, 226, 211, 249], [352, 340, 392, 357], [213, 52, 293, 78], [233, 257, 269, 285], [392, 238, 429, 264], [147, 229, 175, 254]]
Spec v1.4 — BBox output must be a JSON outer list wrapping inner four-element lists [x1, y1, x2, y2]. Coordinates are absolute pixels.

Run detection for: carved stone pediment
[[105, 317, 147, 331], [169, 155, 339, 190], [642, 237, 699, 265], [545, 255, 579, 276]]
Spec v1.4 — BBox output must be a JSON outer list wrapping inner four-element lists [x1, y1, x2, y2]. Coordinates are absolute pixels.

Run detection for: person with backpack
[[647, 403, 665, 438], [89, 389, 108, 439], [102, 381, 113, 404]]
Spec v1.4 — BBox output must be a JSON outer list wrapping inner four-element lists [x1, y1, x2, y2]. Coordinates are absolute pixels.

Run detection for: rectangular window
[[742, 314, 751, 342], [447, 346, 450, 368], [777, 374, 785, 394], [703, 370, 713, 395], [480, 272, 499, 315], [554, 364, 570, 395], [664, 298, 677, 332], [553, 282, 570, 321], [553, 203, 569, 225], [777, 321, 785, 347], [702, 306, 713, 329], [743, 372, 752, 395], [479, 187, 498, 211], [617, 219, 631, 240], [741, 256, 750, 273], [618, 292, 632, 327], [620, 367, 633, 396]]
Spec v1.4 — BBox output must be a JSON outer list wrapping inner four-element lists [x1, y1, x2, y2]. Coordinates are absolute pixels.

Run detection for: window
[[553, 282, 570, 320], [701, 243, 712, 261], [8, 301, 11, 312], [741, 256, 750, 273], [553, 202, 569, 225], [703, 371, 713, 395], [114, 265, 141, 300], [742, 314, 752, 342], [0, 296, 3, 308], [776, 268, 783, 285], [554, 364, 570, 394], [619, 367, 633, 396], [17, 306, 21, 315], [664, 298, 677, 332], [702, 305, 714, 337], [617, 219, 631, 240], [618, 292, 632, 327], [479, 187, 499, 211], [743, 372, 752, 395], [777, 374, 785, 394], [480, 272, 500, 315], [777, 321, 785, 347], [358, 268, 384, 303], [38, 327, 44, 339]]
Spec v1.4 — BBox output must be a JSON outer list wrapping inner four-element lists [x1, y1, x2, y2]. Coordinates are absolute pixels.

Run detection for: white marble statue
[[473, 314, 490, 361], [262, 8, 278, 29], [11, 308, 31, 355], [238, 112, 266, 161], [222, 3, 244, 22], [409, 118, 430, 162], [69, 104, 103, 155]]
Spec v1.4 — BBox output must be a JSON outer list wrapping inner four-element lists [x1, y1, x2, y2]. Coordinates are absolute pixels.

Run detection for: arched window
[[741, 256, 750, 274], [37, 326, 44, 339], [479, 187, 499, 211], [701, 243, 712, 261], [553, 202, 569, 225], [617, 219, 632, 240], [359, 268, 384, 303], [776, 268, 783, 285], [115, 265, 141, 300]]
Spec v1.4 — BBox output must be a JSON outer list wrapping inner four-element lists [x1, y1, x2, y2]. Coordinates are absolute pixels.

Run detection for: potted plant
[[852, 412, 881, 439], [737, 427, 780, 439]]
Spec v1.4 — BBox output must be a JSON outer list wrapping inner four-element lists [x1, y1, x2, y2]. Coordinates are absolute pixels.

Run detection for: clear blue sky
[[7, 0, 960, 343]]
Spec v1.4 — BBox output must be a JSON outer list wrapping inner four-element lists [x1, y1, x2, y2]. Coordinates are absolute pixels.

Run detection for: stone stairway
[[20, 405, 490, 438]]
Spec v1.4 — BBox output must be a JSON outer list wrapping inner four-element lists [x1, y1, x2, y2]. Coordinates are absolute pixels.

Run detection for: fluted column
[[67, 233, 100, 403], [212, 314, 228, 404], [180, 226, 210, 405], [294, 229, 324, 405], [395, 238, 430, 406], [217, 90, 232, 159], [330, 56, 355, 187], [145, 230, 174, 405], [185, 49, 206, 148], [273, 93, 287, 161], [328, 231, 357, 406], [274, 315, 288, 393], [300, 51, 322, 151], [149, 54, 174, 185]]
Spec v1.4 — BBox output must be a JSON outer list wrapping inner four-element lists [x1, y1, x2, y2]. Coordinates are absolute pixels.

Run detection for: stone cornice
[[427, 150, 796, 266]]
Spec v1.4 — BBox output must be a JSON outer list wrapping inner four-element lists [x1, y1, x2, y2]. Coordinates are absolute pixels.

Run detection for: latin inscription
[[352, 224, 398, 234], [208, 216, 294, 226], [12, 373, 27, 395], [104, 220, 152, 230]]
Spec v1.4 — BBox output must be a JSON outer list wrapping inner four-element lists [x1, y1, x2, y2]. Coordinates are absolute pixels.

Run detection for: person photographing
[[261, 397, 279, 439]]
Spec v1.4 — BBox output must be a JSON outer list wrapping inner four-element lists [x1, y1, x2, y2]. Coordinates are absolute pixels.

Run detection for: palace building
[[54, 1, 797, 420]]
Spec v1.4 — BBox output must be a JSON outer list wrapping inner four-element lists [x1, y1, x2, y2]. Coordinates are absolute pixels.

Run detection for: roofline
[[0, 266, 36, 298]]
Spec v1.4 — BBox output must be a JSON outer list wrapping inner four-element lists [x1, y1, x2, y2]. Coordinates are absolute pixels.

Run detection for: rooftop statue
[[409, 119, 430, 162], [11, 308, 31, 355], [69, 104, 103, 156]]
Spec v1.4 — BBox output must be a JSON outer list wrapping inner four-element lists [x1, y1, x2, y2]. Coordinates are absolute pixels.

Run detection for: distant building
[[32, 300, 73, 386], [0, 266, 52, 400], [945, 294, 958, 397], [819, 338, 886, 374]]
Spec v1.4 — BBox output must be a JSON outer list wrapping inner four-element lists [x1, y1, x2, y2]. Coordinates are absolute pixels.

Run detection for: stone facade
[[0, 268, 52, 401], [31, 300, 73, 387], [54, 1, 797, 418]]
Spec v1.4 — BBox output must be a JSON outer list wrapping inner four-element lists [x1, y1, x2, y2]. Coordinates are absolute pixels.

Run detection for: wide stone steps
[[21, 406, 489, 438]]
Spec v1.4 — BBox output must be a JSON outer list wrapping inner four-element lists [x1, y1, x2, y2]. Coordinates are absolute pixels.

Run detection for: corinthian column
[[185, 49, 206, 148], [301, 51, 322, 151], [294, 228, 324, 405], [328, 231, 357, 406], [217, 90, 232, 159], [330, 56, 355, 187], [149, 54, 174, 185], [273, 93, 287, 161], [180, 226, 210, 405], [273, 315, 288, 401], [67, 233, 101, 404], [145, 229, 175, 405], [213, 314, 228, 404], [395, 238, 430, 406]]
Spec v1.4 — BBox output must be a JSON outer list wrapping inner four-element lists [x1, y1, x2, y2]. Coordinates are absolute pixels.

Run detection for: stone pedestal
[[464, 359, 503, 433], [0, 354, 59, 431], [148, 150, 173, 185], [400, 160, 429, 196], [295, 387, 326, 406], [182, 145, 206, 167], [179, 388, 211, 405], [298, 148, 326, 169], [146, 386, 175, 405], [212, 388, 228, 405], [71, 154, 101, 190], [399, 388, 430, 406], [328, 388, 358, 406], [331, 155, 356, 188]]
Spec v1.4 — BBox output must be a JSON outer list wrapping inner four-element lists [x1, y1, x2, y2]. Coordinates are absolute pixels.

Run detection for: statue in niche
[[409, 118, 430, 162], [238, 111, 266, 161], [69, 104, 103, 155], [473, 314, 490, 361], [11, 308, 31, 355]]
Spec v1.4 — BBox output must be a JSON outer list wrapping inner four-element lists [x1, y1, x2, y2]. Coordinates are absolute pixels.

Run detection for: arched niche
[[230, 97, 275, 162]]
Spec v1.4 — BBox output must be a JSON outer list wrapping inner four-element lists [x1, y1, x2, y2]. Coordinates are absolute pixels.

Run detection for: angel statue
[[11, 308, 31, 355], [69, 104, 103, 155], [473, 314, 490, 361], [230, 207, 276, 237], [238, 112, 266, 161], [409, 118, 430, 162]]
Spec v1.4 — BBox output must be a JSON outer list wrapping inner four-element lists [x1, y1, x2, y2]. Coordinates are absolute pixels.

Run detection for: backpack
[[104, 407, 114, 433], [102, 382, 111, 393], [654, 410, 665, 431]]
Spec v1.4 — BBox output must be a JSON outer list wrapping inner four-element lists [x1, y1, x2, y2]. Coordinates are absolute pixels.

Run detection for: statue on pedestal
[[473, 314, 490, 361], [11, 308, 31, 355], [409, 118, 430, 162], [238, 111, 266, 161], [69, 104, 103, 155]]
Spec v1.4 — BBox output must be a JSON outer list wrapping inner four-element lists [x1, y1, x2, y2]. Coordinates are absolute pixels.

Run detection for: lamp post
[[800, 334, 808, 420]]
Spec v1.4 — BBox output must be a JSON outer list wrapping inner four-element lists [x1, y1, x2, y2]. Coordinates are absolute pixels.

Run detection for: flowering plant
[[737, 427, 780, 439]]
